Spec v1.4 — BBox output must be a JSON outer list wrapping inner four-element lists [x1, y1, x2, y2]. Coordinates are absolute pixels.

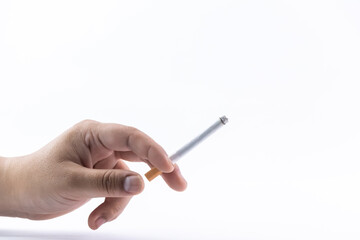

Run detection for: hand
[[0, 120, 187, 229]]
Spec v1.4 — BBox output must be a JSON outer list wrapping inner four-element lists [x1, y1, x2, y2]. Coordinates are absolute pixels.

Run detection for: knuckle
[[125, 127, 139, 146], [70, 120, 99, 146], [99, 170, 120, 195], [76, 119, 98, 129], [69, 119, 98, 138], [127, 126, 139, 136]]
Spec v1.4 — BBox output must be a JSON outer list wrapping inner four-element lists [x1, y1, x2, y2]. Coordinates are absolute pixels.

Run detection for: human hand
[[0, 120, 187, 229]]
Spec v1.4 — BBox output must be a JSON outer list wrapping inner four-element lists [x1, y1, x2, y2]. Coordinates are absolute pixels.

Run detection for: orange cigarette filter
[[145, 167, 162, 181], [145, 116, 228, 181]]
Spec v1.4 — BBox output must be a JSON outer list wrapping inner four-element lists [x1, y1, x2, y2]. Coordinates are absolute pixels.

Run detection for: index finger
[[96, 123, 174, 173]]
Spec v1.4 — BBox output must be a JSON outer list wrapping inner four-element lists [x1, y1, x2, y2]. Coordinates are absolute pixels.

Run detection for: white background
[[1, 0, 360, 239]]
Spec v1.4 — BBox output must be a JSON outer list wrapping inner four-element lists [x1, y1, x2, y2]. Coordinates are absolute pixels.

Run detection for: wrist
[[0, 156, 27, 218]]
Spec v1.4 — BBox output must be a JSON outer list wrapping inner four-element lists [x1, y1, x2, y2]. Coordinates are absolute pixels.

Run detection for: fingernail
[[123, 175, 143, 194], [165, 156, 175, 172], [169, 160, 175, 171], [95, 217, 106, 229]]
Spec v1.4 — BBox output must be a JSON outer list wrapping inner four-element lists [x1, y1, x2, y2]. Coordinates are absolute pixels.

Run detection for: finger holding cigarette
[[145, 116, 228, 181]]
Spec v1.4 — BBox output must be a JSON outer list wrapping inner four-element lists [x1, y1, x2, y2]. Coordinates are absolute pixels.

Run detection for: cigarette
[[145, 116, 228, 181]]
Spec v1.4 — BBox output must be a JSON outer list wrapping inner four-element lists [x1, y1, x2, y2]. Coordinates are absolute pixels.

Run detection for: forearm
[[0, 156, 10, 215]]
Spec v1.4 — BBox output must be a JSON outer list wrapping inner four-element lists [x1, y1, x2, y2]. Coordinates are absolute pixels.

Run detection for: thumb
[[71, 168, 144, 198]]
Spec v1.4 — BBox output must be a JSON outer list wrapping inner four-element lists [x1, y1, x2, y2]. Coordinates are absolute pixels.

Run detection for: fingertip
[[95, 217, 107, 229], [88, 210, 105, 230], [161, 164, 188, 191], [88, 216, 104, 230], [172, 180, 187, 192], [162, 156, 175, 173], [173, 165, 187, 191], [150, 150, 174, 173], [177, 176, 188, 192], [123, 174, 145, 194], [88, 197, 132, 231]]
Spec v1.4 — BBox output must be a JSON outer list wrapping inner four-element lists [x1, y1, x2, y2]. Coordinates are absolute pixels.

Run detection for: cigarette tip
[[220, 116, 228, 125]]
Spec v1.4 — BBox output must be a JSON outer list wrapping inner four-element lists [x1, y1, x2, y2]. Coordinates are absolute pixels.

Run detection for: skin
[[0, 120, 187, 230]]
